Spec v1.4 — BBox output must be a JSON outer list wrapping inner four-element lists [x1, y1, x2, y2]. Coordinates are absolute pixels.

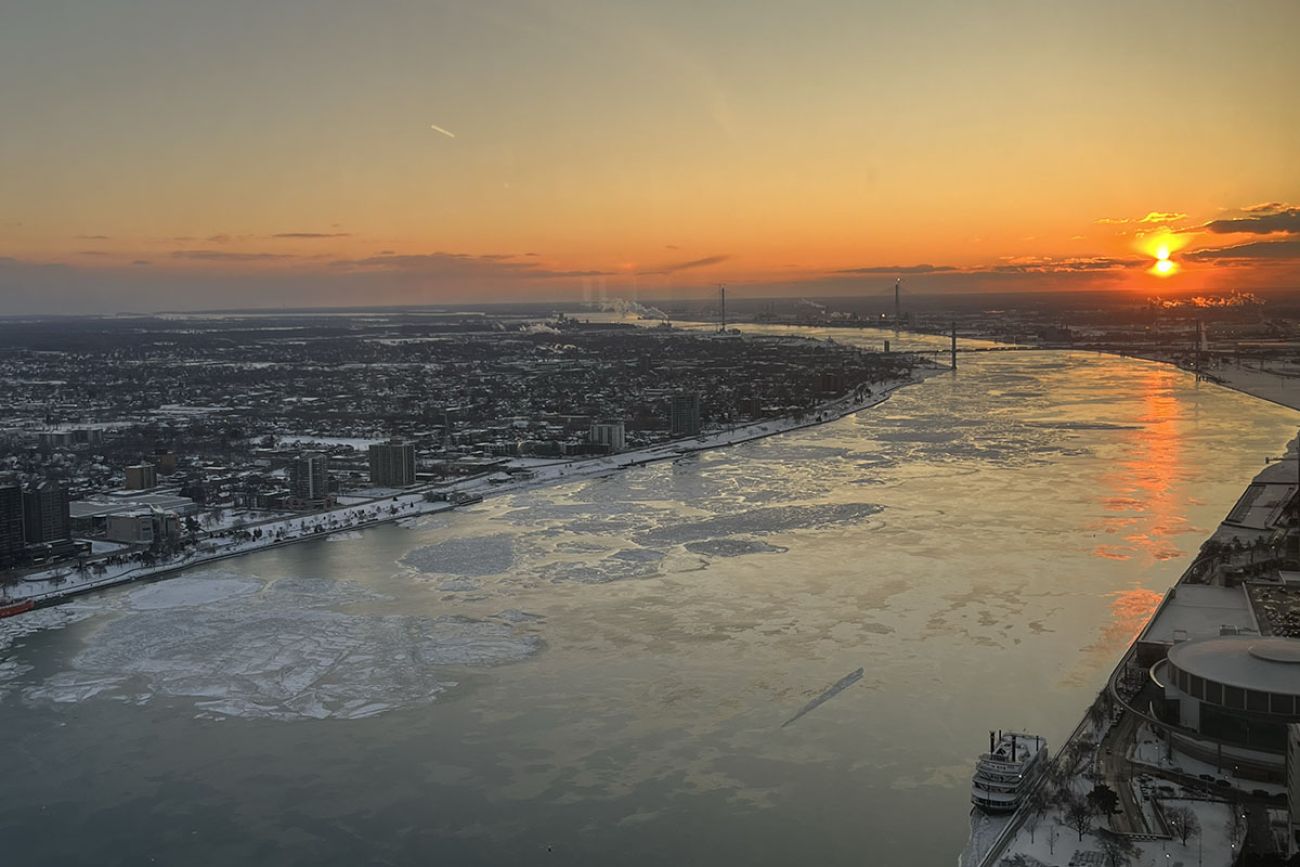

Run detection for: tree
[[1087, 698, 1106, 731], [1087, 783, 1120, 817], [1024, 786, 1050, 843], [1095, 828, 1136, 867], [1024, 810, 1041, 846], [1164, 805, 1200, 846], [1066, 799, 1093, 841], [1225, 801, 1245, 848]]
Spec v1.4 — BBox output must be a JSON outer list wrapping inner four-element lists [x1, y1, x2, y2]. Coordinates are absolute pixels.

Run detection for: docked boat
[[971, 730, 1048, 812], [0, 598, 35, 619]]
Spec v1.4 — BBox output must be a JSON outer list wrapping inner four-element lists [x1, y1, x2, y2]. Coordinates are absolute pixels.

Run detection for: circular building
[[1159, 635, 1300, 753]]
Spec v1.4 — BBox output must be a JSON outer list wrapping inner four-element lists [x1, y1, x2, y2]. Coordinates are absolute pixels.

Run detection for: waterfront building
[[125, 463, 158, 490], [1153, 635, 1300, 759], [0, 474, 24, 569], [106, 511, 156, 545], [368, 440, 417, 487], [670, 393, 701, 437], [589, 421, 626, 452], [288, 452, 331, 510], [22, 480, 70, 544], [105, 509, 181, 547]]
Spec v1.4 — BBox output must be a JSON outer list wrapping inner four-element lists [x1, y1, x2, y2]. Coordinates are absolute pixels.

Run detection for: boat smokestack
[[989, 730, 995, 754], [1010, 733, 1017, 763]]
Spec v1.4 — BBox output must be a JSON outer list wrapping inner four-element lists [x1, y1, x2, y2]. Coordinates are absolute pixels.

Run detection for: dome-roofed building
[[1156, 635, 1300, 754]]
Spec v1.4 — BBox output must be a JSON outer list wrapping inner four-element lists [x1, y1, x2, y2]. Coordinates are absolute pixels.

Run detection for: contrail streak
[[429, 123, 456, 139]]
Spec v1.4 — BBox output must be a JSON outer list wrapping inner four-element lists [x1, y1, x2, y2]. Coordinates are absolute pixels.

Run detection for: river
[[2, 326, 1297, 866]]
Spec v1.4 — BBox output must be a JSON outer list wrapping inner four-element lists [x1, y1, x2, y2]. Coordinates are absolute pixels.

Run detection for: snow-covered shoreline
[[3, 366, 941, 611], [1118, 350, 1300, 413]]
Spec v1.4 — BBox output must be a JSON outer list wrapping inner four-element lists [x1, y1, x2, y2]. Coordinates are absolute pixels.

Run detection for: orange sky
[[2, 1, 1299, 312]]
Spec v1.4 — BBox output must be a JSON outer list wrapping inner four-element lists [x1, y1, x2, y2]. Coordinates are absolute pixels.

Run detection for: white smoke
[[521, 322, 560, 334], [598, 298, 669, 321]]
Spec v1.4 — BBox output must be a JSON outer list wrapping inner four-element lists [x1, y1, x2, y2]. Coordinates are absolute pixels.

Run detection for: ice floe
[[125, 575, 262, 610], [683, 539, 788, 557], [21, 578, 541, 721], [534, 552, 665, 585], [633, 503, 883, 546], [437, 577, 481, 592], [402, 534, 516, 576]]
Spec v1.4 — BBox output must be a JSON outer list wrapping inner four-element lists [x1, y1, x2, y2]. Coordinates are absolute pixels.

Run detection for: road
[[1099, 709, 1148, 834]]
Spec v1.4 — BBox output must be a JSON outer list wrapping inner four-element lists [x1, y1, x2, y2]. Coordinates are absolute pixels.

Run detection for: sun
[[1149, 244, 1178, 277]]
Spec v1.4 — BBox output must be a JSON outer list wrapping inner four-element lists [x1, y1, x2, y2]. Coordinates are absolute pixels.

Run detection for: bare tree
[[1095, 828, 1136, 867], [1224, 801, 1245, 848], [1066, 799, 1093, 841], [1024, 786, 1050, 843], [1164, 805, 1200, 846], [1024, 810, 1041, 846]]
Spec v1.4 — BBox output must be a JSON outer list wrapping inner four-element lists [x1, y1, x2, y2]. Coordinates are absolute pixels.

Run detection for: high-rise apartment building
[[288, 452, 330, 509], [670, 393, 701, 437], [23, 480, 70, 544], [125, 463, 158, 490], [0, 475, 24, 569], [368, 440, 417, 487]]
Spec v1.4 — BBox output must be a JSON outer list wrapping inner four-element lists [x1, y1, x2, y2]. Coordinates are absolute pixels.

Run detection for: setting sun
[[1146, 241, 1180, 277]]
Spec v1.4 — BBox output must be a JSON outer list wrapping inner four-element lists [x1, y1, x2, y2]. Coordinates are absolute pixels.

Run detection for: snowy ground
[[1131, 723, 1287, 798], [1210, 363, 1300, 412], [1137, 353, 1300, 412]]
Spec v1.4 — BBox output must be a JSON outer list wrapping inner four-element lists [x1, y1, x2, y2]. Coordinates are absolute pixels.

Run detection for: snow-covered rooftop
[[1167, 635, 1300, 695], [1138, 584, 1255, 646]]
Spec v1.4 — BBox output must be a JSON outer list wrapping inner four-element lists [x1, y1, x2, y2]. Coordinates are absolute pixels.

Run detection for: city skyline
[[3, 0, 1300, 313]]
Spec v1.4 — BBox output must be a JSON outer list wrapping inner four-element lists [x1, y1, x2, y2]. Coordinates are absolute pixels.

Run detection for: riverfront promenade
[[969, 438, 1299, 867]]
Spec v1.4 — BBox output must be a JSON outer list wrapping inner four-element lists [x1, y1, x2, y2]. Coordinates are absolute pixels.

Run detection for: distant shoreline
[[3, 364, 942, 612]]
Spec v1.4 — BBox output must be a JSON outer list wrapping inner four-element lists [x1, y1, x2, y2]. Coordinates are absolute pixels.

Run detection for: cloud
[[835, 263, 958, 275], [1184, 239, 1300, 262], [1244, 202, 1287, 213], [1138, 211, 1187, 224], [991, 256, 1144, 273], [77, 250, 111, 257], [74, 234, 111, 240], [171, 249, 295, 261], [270, 232, 352, 239], [1203, 206, 1300, 236], [1094, 217, 1130, 225], [331, 251, 613, 279], [837, 257, 1141, 276], [639, 254, 730, 275], [132, 260, 152, 266]]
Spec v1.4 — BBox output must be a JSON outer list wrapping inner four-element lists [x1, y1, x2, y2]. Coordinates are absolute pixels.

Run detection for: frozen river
[[3, 327, 1298, 866]]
